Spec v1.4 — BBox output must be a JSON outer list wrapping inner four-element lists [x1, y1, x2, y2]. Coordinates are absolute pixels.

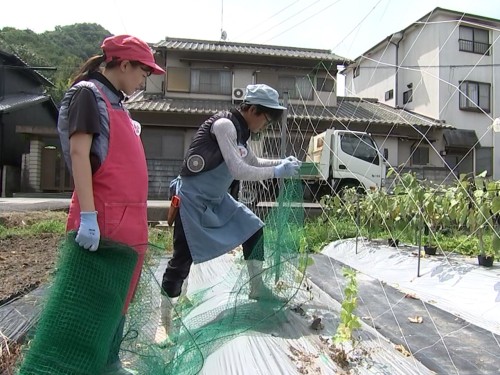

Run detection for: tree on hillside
[[0, 24, 111, 104]]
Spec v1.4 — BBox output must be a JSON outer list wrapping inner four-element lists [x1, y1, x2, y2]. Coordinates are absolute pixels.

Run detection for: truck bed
[[299, 162, 321, 178]]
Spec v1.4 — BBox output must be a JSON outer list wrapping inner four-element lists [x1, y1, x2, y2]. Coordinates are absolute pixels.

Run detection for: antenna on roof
[[220, 0, 227, 41]]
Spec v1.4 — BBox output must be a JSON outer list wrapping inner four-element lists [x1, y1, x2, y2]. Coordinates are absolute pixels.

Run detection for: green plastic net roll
[[18, 232, 138, 375]]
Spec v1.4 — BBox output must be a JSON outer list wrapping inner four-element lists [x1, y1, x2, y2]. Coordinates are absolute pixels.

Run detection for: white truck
[[300, 129, 385, 201], [238, 129, 385, 204]]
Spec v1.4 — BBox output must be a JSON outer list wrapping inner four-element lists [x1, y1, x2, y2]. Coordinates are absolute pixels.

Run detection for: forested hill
[[0, 23, 112, 103]]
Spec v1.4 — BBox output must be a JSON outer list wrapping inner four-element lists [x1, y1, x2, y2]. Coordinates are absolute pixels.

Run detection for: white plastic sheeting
[[163, 253, 435, 374], [322, 238, 500, 336]]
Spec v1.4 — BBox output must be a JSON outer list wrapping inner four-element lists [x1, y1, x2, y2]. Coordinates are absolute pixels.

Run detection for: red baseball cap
[[101, 35, 165, 75]]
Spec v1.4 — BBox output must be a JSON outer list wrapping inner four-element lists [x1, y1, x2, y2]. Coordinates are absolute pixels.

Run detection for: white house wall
[[397, 140, 411, 166], [373, 135, 398, 166], [437, 22, 499, 149], [344, 10, 500, 179], [345, 44, 396, 106], [397, 22, 441, 117]]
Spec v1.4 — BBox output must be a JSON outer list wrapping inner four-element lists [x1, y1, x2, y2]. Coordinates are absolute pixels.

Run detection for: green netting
[[15, 180, 305, 375], [17, 232, 138, 375], [120, 179, 306, 374]]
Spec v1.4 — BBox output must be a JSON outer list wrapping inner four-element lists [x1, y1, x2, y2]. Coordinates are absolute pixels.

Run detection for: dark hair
[[239, 103, 283, 122], [71, 56, 146, 86], [71, 55, 106, 85]]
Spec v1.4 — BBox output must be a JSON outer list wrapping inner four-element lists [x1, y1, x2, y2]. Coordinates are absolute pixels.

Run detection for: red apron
[[66, 86, 148, 313]]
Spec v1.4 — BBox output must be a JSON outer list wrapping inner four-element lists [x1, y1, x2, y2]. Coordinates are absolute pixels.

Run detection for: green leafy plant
[[334, 268, 361, 345], [467, 173, 500, 259], [421, 186, 447, 248], [359, 188, 379, 240]]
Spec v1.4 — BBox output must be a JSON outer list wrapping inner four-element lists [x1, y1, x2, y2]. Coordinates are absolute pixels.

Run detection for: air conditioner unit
[[232, 87, 245, 102]]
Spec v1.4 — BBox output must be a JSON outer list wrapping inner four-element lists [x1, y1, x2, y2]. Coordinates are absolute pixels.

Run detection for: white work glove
[[274, 160, 300, 178], [76, 211, 100, 251], [284, 156, 302, 166]]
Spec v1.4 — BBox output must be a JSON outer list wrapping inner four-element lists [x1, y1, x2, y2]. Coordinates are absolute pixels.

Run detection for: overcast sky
[[2, 0, 500, 60]]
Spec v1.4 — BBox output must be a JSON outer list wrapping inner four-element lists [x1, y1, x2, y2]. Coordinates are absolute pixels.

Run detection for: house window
[[459, 26, 490, 55], [412, 146, 429, 165], [278, 76, 313, 100], [190, 69, 231, 95], [403, 89, 413, 104], [459, 81, 490, 113], [316, 77, 335, 92], [385, 89, 394, 101]]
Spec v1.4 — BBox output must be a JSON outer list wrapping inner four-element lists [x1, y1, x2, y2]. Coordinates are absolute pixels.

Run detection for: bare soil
[[0, 211, 67, 304], [0, 211, 66, 305], [0, 234, 61, 303], [0, 211, 67, 374]]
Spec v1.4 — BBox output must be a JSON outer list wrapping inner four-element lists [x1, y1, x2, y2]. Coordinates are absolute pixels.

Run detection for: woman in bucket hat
[[56, 35, 164, 375], [160, 84, 301, 337]]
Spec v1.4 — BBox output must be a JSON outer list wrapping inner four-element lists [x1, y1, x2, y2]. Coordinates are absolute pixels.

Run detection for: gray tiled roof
[[0, 94, 51, 113], [290, 97, 452, 128], [0, 51, 54, 87], [155, 37, 347, 63], [126, 93, 451, 129]]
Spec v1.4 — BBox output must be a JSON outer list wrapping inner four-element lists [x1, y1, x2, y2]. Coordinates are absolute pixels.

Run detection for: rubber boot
[[246, 260, 286, 302], [159, 278, 189, 346]]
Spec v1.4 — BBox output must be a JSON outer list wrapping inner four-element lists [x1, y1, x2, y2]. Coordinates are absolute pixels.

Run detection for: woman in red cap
[[56, 35, 164, 375]]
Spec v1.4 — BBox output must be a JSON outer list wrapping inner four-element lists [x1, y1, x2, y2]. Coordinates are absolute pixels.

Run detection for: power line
[[232, 0, 302, 41], [264, 0, 345, 44], [247, 0, 324, 43], [330, 0, 384, 52]]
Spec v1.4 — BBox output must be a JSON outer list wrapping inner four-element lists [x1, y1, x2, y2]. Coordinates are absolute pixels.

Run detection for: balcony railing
[[459, 39, 491, 55]]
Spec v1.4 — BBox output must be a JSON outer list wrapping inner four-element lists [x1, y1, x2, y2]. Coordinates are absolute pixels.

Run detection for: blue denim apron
[[174, 162, 264, 263]]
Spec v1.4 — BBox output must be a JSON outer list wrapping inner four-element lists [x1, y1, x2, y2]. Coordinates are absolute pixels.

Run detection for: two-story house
[[343, 7, 500, 180], [126, 37, 452, 199], [0, 50, 61, 197]]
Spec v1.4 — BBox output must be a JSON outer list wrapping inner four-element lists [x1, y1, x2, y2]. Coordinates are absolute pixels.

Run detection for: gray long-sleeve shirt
[[211, 118, 282, 181]]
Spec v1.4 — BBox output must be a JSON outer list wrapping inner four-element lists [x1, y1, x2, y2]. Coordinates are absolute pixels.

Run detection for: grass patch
[[0, 211, 173, 255], [29, 220, 66, 234], [0, 212, 67, 239], [148, 226, 173, 256]]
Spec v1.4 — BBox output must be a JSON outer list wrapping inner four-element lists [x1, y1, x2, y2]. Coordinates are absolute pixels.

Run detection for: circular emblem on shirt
[[131, 120, 141, 136], [237, 145, 248, 158], [186, 154, 205, 173]]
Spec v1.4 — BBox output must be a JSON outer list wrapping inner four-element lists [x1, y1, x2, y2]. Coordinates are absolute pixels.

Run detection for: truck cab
[[302, 129, 385, 199], [238, 129, 385, 205]]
